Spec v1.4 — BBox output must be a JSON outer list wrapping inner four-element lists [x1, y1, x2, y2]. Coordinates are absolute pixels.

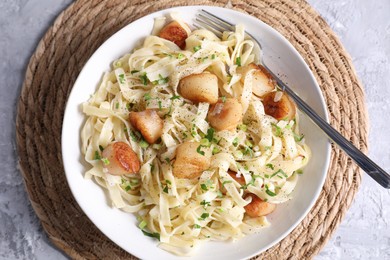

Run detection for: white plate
[[62, 5, 331, 260]]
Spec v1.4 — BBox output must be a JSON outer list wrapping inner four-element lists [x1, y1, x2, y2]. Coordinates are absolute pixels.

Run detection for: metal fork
[[195, 9, 390, 188]]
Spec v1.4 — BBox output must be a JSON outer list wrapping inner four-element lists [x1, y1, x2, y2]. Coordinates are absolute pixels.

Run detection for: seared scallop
[[207, 98, 243, 131], [240, 63, 275, 97], [178, 73, 219, 104], [262, 91, 296, 121], [129, 110, 163, 144], [102, 142, 141, 176], [244, 193, 276, 217], [158, 21, 188, 49], [173, 142, 211, 179]]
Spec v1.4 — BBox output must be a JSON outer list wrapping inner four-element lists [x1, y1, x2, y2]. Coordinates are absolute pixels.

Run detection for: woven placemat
[[16, 0, 368, 259]]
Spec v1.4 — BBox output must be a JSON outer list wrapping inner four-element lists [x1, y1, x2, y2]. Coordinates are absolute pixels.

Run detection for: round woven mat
[[16, 0, 368, 259]]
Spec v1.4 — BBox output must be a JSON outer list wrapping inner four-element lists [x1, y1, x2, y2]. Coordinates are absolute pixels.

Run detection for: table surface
[[1, 0, 389, 259]]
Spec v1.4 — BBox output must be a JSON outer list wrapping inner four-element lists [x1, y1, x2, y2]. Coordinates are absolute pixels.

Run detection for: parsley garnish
[[271, 169, 287, 178], [200, 200, 211, 208], [198, 213, 209, 221], [232, 137, 239, 147], [94, 151, 101, 160], [271, 123, 282, 137], [153, 74, 169, 85], [170, 95, 181, 100], [142, 230, 160, 241], [211, 54, 216, 60], [235, 56, 241, 66], [221, 96, 226, 103], [144, 92, 152, 101], [99, 145, 104, 152], [139, 73, 148, 85], [266, 163, 274, 170], [193, 224, 201, 229], [193, 45, 201, 52], [196, 145, 205, 156], [118, 73, 126, 84], [130, 70, 139, 74], [101, 158, 110, 165], [293, 132, 305, 142], [205, 128, 215, 142]]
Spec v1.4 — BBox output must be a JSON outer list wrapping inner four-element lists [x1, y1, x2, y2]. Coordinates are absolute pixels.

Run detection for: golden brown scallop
[[262, 91, 296, 121], [244, 193, 276, 217], [129, 110, 163, 144], [207, 98, 243, 131], [173, 142, 211, 179], [158, 21, 188, 49], [239, 63, 275, 97], [102, 142, 141, 176], [178, 73, 219, 104]]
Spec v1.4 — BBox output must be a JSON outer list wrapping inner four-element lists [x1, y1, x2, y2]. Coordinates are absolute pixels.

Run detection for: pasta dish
[[81, 13, 310, 256]]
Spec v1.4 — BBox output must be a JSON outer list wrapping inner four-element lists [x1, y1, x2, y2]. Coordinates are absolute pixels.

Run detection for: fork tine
[[200, 9, 234, 30], [194, 19, 223, 38], [197, 14, 232, 33]]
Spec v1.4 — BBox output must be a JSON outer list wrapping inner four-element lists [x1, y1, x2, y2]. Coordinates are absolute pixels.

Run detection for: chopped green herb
[[163, 186, 168, 193], [150, 163, 155, 172], [125, 185, 131, 191], [153, 74, 169, 85], [245, 140, 253, 148], [139, 73, 148, 85], [144, 93, 152, 101], [212, 146, 221, 155], [118, 73, 126, 84], [138, 220, 147, 229], [193, 45, 201, 52], [232, 137, 239, 147], [266, 188, 276, 197], [222, 180, 232, 187], [205, 128, 215, 142], [131, 70, 139, 74], [211, 54, 216, 60], [166, 180, 172, 185], [216, 190, 223, 198], [198, 213, 209, 221], [196, 145, 205, 156], [238, 124, 247, 131], [266, 163, 274, 170], [271, 169, 287, 178], [296, 169, 303, 175], [158, 100, 162, 111], [101, 158, 110, 165], [191, 124, 197, 137], [200, 200, 211, 208], [99, 145, 104, 152], [94, 151, 101, 160], [139, 140, 149, 149], [115, 102, 119, 109], [193, 224, 201, 229], [227, 75, 232, 84], [164, 157, 170, 164], [293, 132, 305, 142], [271, 123, 282, 137], [200, 138, 210, 147], [264, 174, 270, 178], [177, 53, 184, 59], [130, 131, 139, 142], [200, 184, 208, 191], [264, 146, 272, 150], [235, 56, 241, 66], [170, 95, 181, 100], [221, 96, 226, 103], [141, 230, 160, 241]]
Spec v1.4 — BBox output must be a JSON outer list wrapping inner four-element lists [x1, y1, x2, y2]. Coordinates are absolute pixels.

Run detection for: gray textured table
[[1, 0, 389, 259]]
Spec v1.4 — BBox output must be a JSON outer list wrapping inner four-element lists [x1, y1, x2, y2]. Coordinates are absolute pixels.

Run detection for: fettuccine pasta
[[81, 13, 310, 256]]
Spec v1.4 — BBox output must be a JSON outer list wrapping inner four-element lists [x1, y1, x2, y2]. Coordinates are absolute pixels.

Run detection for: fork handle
[[263, 64, 390, 188]]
